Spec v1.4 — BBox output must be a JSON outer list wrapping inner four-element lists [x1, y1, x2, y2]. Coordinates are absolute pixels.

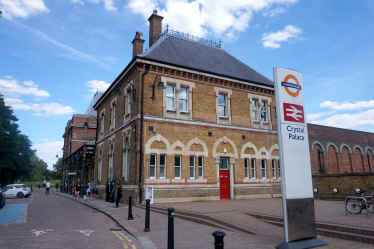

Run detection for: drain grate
[[110, 229, 122, 231]]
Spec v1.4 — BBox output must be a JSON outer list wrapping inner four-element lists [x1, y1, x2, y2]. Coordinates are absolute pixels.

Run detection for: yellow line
[[23, 204, 28, 223], [0, 204, 9, 214], [131, 245, 136, 249]]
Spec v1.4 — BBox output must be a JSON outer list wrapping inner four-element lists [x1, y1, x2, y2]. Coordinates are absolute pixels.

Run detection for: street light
[[56, 151, 63, 158], [150, 75, 166, 100], [113, 80, 136, 102], [83, 116, 98, 144]]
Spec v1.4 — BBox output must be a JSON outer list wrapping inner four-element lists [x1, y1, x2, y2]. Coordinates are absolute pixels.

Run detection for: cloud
[[4, 98, 75, 116], [127, 0, 297, 40], [320, 100, 374, 111], [261, 25, 302, 48], [86, 79, 110, 94], [306, 112, 326, 121], [310, 109, 374, 129], [42, 139, 48, 141], [263, 7, 286, 17], [71, 0, 117, 11], [0, 76, 50, 97], [16, 22, 111, 70], [33, 141, 64, 169], [0, 0, 49, 20]]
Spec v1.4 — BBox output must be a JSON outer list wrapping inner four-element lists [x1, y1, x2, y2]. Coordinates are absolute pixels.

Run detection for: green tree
[[28, 155, 49, 182], [52, 157, 62, 179], [0, 94, 34, 185]]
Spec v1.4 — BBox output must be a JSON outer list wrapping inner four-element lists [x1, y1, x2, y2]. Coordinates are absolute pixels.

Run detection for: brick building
[[61, 92, 102, 188], [308, 124, 374, 174], [92, 10, 281, 203], [90, 10, 374, 203]]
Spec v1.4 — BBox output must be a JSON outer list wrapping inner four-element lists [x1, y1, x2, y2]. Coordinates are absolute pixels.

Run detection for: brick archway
[[326, 144, 339, 173]]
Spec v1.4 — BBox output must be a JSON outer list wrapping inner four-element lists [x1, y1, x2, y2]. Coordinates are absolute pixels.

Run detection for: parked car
[[2, 184, 32, 198], [0, 188, 5, 208]]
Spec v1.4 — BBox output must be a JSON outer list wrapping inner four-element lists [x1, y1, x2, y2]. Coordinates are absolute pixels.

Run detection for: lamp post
[[83, 116, 98, 144], [113, 80, 137, 102], [149, 75, 166, 100], [56, 151, 63, 192]]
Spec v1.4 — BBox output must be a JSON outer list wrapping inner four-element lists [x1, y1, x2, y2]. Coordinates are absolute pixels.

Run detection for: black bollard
[[212, 231, 226, 249], [128, 196, 134, 220], [144, 199, 151, 232], [105, 181, 110, 202], [110, 181, 115, 203], [167, 207, 175, 249]]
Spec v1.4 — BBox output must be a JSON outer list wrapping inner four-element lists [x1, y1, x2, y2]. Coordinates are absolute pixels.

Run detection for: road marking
[[30, 229, 52, 236], [0, 204, 27, 225], [78, 230, 94, 237], [112, 231, 137, 249], [23, 204, 28, 223]]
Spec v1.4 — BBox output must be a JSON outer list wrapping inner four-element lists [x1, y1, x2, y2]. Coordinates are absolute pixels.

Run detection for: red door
[[219, 170, 230, 199]]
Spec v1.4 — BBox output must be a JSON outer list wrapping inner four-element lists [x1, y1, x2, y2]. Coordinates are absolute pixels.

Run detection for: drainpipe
[[139, 64, 150, 204]]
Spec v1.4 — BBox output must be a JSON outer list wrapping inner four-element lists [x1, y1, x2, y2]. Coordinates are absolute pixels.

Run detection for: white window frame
[[160, 154, 166, 179], [175, 155, 181, 179], [127, 89, 132, 114], [245, 158, 249, 179], [218, 94, 227, 117], [198, 156, 204, 179], [179, 87, 188, 112], [100, 111, 105, 134], [112, 104, 116, 129], [261, 101, 268, 123], [166, 85, 175, 110], [272, 159, 276, 179], [261, 159, 267, 179], [150, 154, 156, 179], [190, 156, 195, 179], [251, 159, 256, 179], [252, 100, 258, 122], [110, 145, 114, 181], [278, 159, 281, 179]]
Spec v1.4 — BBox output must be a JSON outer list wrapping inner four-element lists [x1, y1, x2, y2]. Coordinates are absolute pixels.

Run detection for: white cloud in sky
[[127, 0, 297, 40], [306, 112, 326, 121], [86, 79, 110, 93], [4, 98, 75, 116], [33, 141, 64, 169], [310, 109, 374, 129], [71, 0, 117, 11], [261, 25, 302, 48], [263, 7, 286, 17], [16, 22, 110, 70], [0, 0, 49, 20], [0, 76, 50, 97], [320, 100, 374, 111]]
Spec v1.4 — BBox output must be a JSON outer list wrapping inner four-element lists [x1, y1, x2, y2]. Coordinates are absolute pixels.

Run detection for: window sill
[[219, 116, 229, 120], [125, 113, 130, 117], [243, 178, 259, 183], [253, 120, 260, 123], [180, 111, 189, 114], [166, 109, 176, 113], [145, 178, 170, 183], [171, 179, 185, 183], [187, 178, 207, 183]]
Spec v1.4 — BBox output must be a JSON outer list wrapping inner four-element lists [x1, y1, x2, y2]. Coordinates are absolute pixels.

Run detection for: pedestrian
[[89, 179, 96, 201], [64, 181, 67, 192], [111, 180, 123, 208], [43, 180, 46, 188], [74, 182, 81, 201], [38, 184, 40, 189], [55, 182, 59, 192], [46, 181, 50, 196]]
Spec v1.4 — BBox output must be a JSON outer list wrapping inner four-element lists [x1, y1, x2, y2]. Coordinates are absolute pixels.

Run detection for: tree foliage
[[0, 94, 34, 185]]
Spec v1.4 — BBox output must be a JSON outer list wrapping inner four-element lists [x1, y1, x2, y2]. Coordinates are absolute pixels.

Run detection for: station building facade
[[92, 10, 281, 203]]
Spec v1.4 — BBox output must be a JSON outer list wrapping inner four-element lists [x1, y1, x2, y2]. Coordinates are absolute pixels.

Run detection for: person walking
[[55, 182, 59, 192], [46, 181, 50, 196], [110, 180, 123, 208], [43, 180, 46, 188], [74, 182, 81, 201], [89, 179, 96, 201]]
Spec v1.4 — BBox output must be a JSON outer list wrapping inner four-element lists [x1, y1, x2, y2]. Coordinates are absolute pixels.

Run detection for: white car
[[3, 184, 32, 198]]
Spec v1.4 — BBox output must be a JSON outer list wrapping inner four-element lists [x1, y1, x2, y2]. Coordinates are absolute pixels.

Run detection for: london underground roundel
[[281, 74, 301, 97]]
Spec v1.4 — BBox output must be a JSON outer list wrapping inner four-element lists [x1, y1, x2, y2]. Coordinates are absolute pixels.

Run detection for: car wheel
[[24, 195, 29, 198], [0, 198, 3, 209], [17, 192, 24, 198]]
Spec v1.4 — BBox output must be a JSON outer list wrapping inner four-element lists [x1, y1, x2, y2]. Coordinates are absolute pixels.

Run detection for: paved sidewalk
[[53, 191, 373, 248]]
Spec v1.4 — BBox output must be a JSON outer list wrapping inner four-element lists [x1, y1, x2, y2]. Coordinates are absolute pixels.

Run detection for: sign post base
[[276, 237, 326, 249]]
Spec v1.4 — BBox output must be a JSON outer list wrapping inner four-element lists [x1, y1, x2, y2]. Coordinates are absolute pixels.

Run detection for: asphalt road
[[0, 187, 142, 249]]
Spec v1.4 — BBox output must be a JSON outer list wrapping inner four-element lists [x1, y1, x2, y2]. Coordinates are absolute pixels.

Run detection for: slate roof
[[139, 34, 273, 87], [84, 92, 103, 116]]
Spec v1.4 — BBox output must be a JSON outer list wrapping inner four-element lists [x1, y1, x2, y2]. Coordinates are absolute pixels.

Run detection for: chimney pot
[[132, 31, 145, 58], [153, 9, 157, 15], [139, 32, 143, 39]]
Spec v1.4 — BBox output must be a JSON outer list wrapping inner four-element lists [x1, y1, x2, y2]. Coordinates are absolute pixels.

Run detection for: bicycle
[[346, 189, 374, 214]]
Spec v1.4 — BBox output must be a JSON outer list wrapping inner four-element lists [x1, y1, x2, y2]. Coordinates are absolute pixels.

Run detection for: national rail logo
[[281, 74, 301, 97]]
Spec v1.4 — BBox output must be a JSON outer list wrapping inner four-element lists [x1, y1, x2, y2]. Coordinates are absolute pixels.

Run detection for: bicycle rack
[[345, 196, 369, 218]]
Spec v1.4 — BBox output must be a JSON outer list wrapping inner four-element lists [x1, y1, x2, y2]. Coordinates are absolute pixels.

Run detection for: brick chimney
[[132, 31, 145, 58], [148, 9, 164, 48]]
